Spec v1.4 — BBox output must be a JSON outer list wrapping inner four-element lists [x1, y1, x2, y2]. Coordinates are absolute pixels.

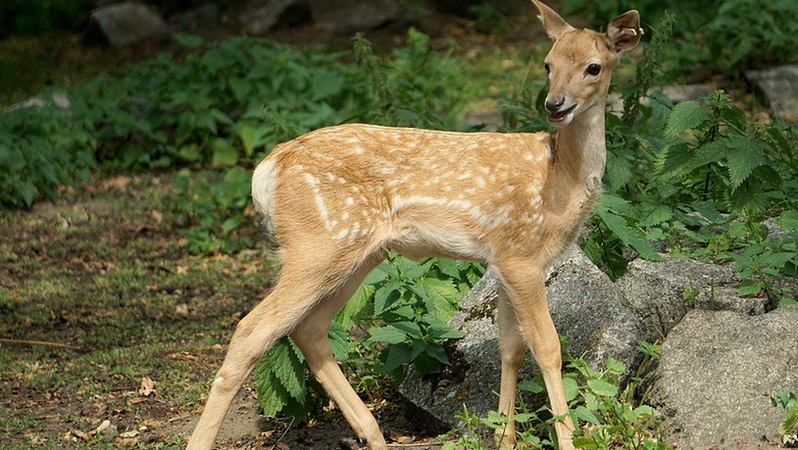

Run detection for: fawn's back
[[252, 123, 588, 266]]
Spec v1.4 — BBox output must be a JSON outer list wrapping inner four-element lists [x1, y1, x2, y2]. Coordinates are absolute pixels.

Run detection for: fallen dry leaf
[[138, 376, 156, 397]]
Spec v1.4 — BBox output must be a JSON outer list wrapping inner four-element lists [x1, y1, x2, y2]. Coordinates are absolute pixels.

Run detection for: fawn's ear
[[606, 10, 642, 54], [531, 0, 575, 41]]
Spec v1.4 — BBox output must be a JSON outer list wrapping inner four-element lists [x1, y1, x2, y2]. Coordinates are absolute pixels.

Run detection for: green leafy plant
[[565, 358, 666, 450], [0, 0, 94, 36], [439, 352, 666, 450], [361, 255, 483, 376], [771, 390, 798, 446], [169, 168, 252, 254], [0, 95, 95, 208], [253, 255, 484, 422]]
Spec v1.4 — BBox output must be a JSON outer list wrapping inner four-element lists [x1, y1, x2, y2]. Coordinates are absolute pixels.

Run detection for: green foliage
[[253, 254, 483, 423], [0, 96, 95, 208], [440, 353, 666, 449], [565, 358, 666, 450], [702, 0, 798, 71], [169, 168, 252, 254], [355, 27, 465, 129], [771, 391, 798, 446], [362, 255, 483, 376], [0, 0, 94, 36], [567, 0, 798, 75], [468, 3, 510, 36]]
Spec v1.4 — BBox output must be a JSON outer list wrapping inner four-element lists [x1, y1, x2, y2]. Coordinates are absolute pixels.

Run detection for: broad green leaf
[[178, 144, 201, 162], [381, 343, 411, 373], [605, 358, 626, 375], [563, 376, 579, 402], [738, 280, 763, 297], [211, 139, 239, 167], [640, 204, 672, 227], [269, 338, 306, 401], [328, 322, 350, 362], [587, 379, 618, 397], [173, 33, 204, 48], [573, 405, 602, 425], [518, 379, 545, 394], [420, 277, 460, 321], [776, 210, 798, 232], [392, 321, 422, 338], [235, 122, 270, 157], [596, 204, 661, 261], [571, 437, 598, 449], [368, 325, 407, 344], [253, 366, 289, 417], [311, 70, 346, 101], [778, 404, 798, 435], [665, 100, 709, 137], [374, 280, 402, 315], [335, 284, 374, 329], [435, 258, 461, 279], [726, 137, 768, 189]]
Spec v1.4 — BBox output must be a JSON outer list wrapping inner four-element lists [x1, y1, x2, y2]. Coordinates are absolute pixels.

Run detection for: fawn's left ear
[[606, 10, 642, 54]]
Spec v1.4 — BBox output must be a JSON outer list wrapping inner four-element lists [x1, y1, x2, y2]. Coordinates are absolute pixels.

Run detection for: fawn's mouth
[[548, 104, 577, 124]]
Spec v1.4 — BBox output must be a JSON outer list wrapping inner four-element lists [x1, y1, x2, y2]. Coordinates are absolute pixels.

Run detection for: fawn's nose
[[545, 96, 565, 113]]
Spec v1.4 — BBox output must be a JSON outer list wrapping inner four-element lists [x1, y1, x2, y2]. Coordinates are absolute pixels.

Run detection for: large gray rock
[[85, 2, 171, 47], [239, 0, 403, 35], [647, 305, 798, 449], [169, 3, 219, 33], [239, 0, 299, 35], [399, 246, 644, 428], [746, 65, 798, 121], [309, 0, 404, 35], [615, 255, 770, 341]]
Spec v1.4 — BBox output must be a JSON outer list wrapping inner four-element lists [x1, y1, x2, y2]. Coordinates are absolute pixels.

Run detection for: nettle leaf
[[254, 337, 306, 418], [328, 322, 350, 362], [335, 283, 374, 329], [573, 405, 602, 425], [639, 204, 672, 227], [563, 376, 580, 402], [665, 100, 709, 137], [597, 208, 660, 261], [779, 404, 798, 435], [254, 364, 289, 418], [434, 258, 461, 279], [381, 343, 411, 373], [373, 280, 402, 315], [368, 325, 407, 344], [775, 210, 798, 232], [270, 338, 307, 401], [726, 137, 768, 189], [420, 277, 460, 319]]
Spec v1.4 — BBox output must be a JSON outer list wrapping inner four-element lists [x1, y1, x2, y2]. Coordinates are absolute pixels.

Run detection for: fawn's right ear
[[531, 0, 575, 41]]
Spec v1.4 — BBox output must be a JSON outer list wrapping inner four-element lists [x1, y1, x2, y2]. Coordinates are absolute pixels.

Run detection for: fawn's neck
[[544, 103, 607, 215]]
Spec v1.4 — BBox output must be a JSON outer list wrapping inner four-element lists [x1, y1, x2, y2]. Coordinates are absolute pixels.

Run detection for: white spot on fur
[[251, 157, 279, 233]]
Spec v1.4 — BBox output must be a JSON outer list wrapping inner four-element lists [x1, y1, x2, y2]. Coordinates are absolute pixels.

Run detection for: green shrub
[[0, 95, 95, 207], [0, 0, 94, 36], [567, 0, 798, 75]]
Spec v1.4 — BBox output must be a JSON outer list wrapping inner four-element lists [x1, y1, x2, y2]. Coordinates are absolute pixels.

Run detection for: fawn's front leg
[[496, 264, 575, 450]]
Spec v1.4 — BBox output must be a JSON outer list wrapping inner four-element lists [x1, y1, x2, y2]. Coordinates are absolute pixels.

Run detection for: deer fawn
[[187, 1, 641, 449]]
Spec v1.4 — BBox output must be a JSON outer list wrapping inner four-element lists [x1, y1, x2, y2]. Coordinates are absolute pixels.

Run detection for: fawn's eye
[[586, 63, 602, 76]]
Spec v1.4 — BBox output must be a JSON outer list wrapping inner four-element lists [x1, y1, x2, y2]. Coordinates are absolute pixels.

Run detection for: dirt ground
[[0, 175, 451, 449]]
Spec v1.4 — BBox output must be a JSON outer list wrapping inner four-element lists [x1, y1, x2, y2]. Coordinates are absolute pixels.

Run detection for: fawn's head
[[531, 0, 642, 127]]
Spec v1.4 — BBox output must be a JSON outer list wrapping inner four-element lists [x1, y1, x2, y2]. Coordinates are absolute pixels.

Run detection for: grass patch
[[0, 174, 275, 448]]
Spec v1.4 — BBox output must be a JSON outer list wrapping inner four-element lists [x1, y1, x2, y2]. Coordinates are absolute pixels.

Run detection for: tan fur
[[187, 2, 641, 449]]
